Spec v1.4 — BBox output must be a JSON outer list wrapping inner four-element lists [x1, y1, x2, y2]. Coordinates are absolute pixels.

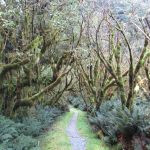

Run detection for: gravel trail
[[66, 111, 86, 150]]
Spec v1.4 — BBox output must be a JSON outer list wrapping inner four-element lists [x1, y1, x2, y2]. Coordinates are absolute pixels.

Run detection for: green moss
[[39, 112, 73, 150]]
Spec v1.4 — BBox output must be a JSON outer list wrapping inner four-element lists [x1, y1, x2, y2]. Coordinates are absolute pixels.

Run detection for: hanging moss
[[23, 36, 43, 52], [0, 59, 29, 81], [141, 50, 150, 66]]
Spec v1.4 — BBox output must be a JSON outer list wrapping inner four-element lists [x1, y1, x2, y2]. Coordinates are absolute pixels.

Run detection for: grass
[[76, 109, 110, 150], [39, 111, 73, 150]]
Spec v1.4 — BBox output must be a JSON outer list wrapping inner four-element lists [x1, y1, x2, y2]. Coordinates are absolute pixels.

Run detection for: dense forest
[[0, 0, 150, 150]]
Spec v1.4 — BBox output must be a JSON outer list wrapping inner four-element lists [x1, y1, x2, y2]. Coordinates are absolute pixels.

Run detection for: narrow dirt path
[[39, 108, 112, 150], [66, 110, 86, 150]]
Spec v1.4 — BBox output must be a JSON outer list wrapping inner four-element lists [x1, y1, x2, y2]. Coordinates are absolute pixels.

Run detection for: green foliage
[[18, 106, 63, 137], [141, 50, 150, 66], [0, 9, 16, 29], [26, 36, 43, 52], [89, 99, 150, 147], [0, 115, 18, 142], [21, 117, 42, 137], [39, 66, 53, 85], [0, 0, 78, 115], [0, 115, 38, 150], [68, 96, 86, 111], [5, 135, 38, 150], [0, 106, 63, 150]]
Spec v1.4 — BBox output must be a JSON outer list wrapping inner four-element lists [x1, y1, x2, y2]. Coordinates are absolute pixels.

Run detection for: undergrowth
[[0, 106, 63, 150], [68, 96, 86, 111], [89, 99, 150, 149]]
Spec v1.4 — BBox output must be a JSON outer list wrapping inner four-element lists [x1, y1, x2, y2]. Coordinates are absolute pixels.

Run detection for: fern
[[0, 106, 63, 150], [89, 99, 150, 146], [5, 135, 39, 150], [68, 96, 86, 110]]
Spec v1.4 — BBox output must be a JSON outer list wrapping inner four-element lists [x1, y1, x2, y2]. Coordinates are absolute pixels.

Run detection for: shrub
[[89, 99, 150, 149], [20, 106, 63, 137], [0, 106, 63, 150], [0, 115, 39, 150], [5, 135, 39, 150], [0, 115, 19, 143], [68, 96, 86, 110], [21, 117, 42, 137], [39, 66, 53, 85]]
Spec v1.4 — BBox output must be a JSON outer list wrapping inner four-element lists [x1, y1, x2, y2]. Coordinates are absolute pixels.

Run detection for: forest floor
[[39, 107, 111, 150]]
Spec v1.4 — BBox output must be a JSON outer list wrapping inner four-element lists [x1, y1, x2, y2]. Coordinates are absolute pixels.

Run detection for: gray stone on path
[[66, 111, 86, 150]]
